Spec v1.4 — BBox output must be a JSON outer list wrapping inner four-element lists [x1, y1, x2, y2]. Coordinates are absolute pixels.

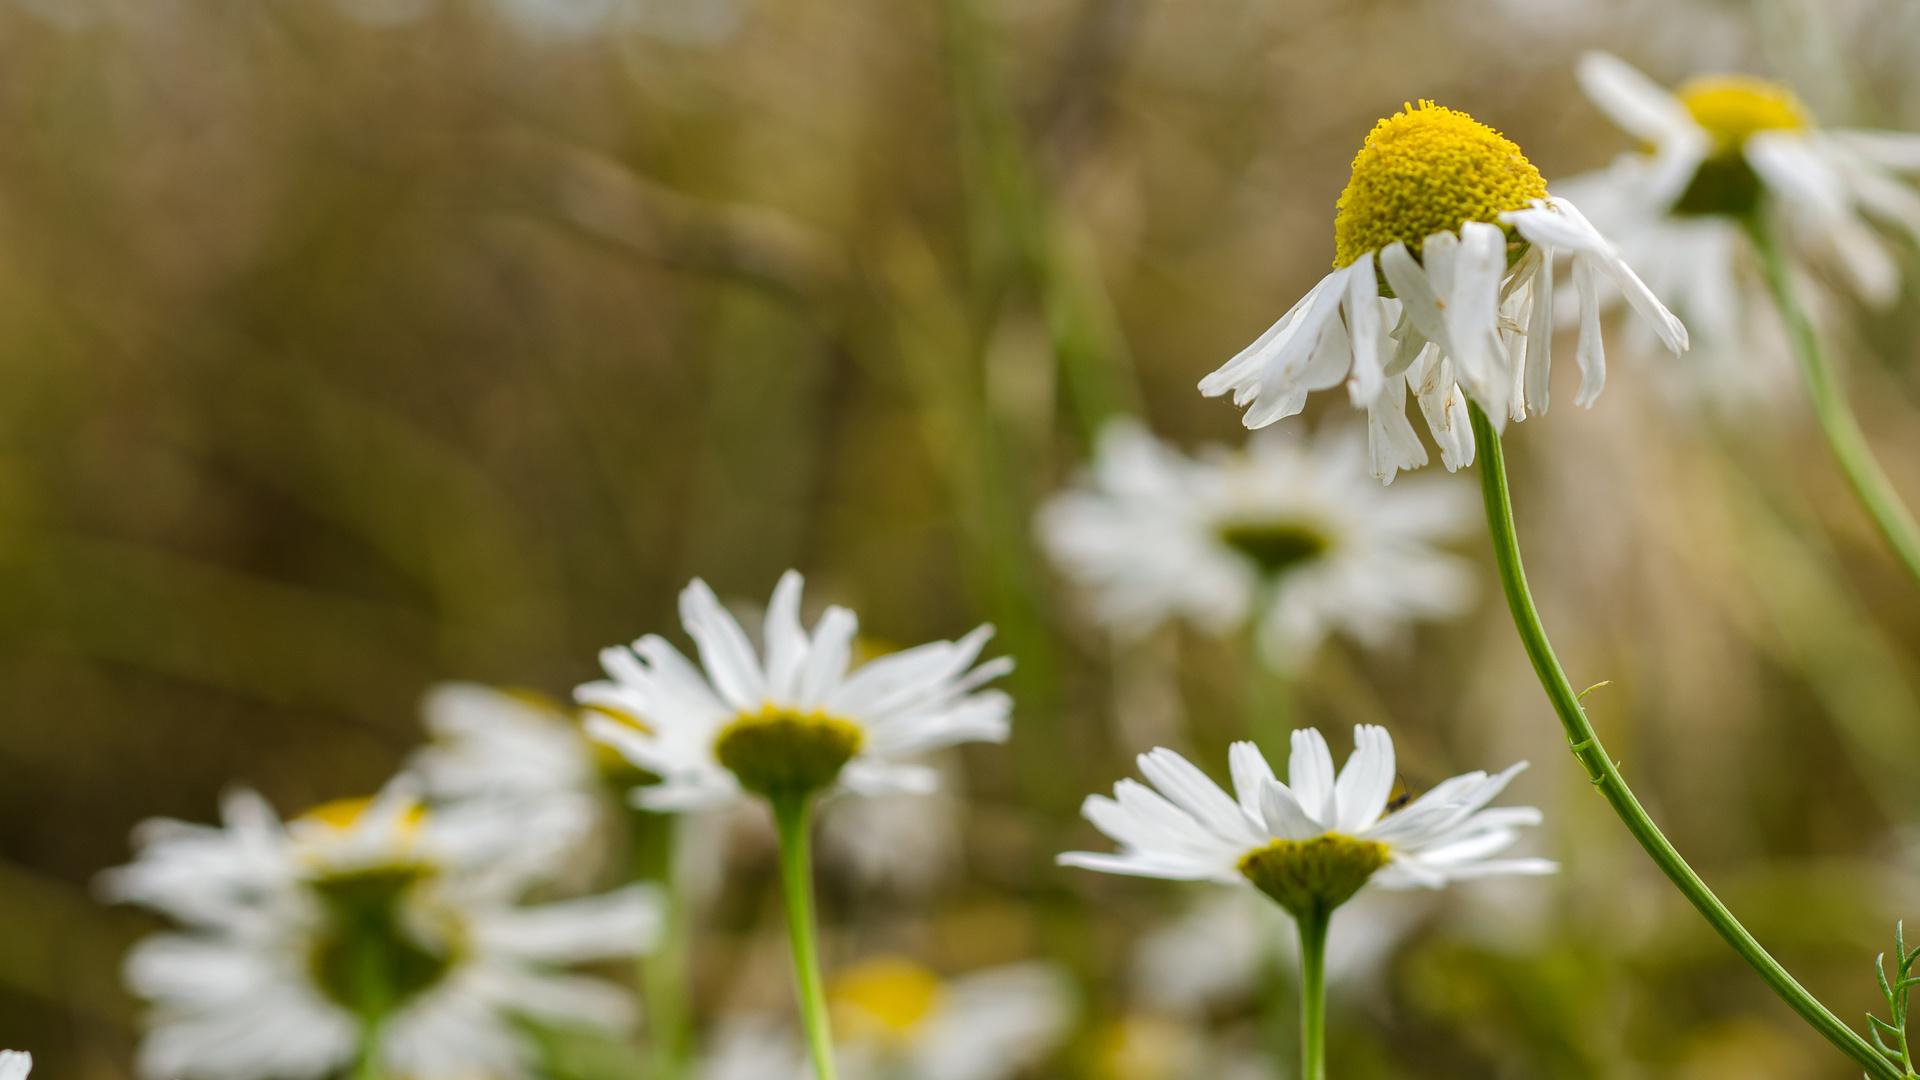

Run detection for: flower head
[[1202, 103, 1687, 479], [1555, 52, 1920, 409], [101, 780, 661, 1080], [578, 571, 1012, 811], [1038, 419, 1472, 667], [1335, 102, 1547, 267], [0, 1052, 30, 1080], [1059, 726, 1555, 917]]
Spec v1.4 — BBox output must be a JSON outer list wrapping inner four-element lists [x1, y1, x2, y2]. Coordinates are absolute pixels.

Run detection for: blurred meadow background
[[9, 0, 1920, 1077]]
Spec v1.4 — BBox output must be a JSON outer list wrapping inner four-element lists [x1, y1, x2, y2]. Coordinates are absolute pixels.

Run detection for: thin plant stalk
[[633, 812, 692, 1080], [352, 1025, 384, 1080], [1242, 609, 1295, 759], [1746, 213, 1920, 589], [770, 793, 839, 1080], [1468, 401, 1899, 1080], [1295, 904, 1332, 1080]]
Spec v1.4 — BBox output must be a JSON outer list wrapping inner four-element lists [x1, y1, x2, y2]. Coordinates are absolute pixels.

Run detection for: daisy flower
[[101, 779, 662, 1080], [1060, 725, 1555, 916], [1555, 51, 1920, 407], [1200, 102, 1688, 478], [0, 1052, 29, 1080], [699, 959, 1075, 1080], [1038, 418, 1473, 668], [577, 570, 1012, 811]]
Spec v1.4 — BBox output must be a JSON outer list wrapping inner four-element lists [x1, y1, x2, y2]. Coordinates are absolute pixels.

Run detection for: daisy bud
[[714, 708, 865, 802], [1237, 834, 1391, 920]]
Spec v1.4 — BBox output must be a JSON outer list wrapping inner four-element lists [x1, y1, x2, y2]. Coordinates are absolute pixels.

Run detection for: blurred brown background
[[7, 0, 1920, 1077]]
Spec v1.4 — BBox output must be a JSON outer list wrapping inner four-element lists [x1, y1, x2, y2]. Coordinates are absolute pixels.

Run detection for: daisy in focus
[[1038, 418, 1473, 669], [1060, 724, 1555, 914], [1200, 102, 1688, 479], [1556, 52, 1920, 408], [101, 780, 661, 1080], [699, 958, 1074, 1080], [577, 570, 1012, 812]]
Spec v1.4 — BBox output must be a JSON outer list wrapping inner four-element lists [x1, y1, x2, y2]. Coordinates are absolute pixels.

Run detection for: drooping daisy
[[101, 779, 662, 1080], [577, 570, 1012, 812], [1038, 418, 1473, 668], [1555, 52, 1920, 408], [698, 959, 1075, 1080], [1200, 102, 1688, 478], [1060, 725, 1555, 912]]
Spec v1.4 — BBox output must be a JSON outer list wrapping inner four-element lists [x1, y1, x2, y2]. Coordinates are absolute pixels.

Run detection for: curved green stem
[[1747, 213, 1920, 589], [770, 793, 839, 1080], [1469, 402, 1898, 1080], [1296, 904, 1331, 1080]]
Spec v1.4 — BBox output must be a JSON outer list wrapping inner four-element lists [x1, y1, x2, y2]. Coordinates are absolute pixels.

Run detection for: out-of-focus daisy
[[1038, 419, 1472, 669], [831, 957, 1074, 1080], [1200, 102, 1687, 477], [1130, 888, 1425, 1015], [698, 959, 1074, 1080], [1060, 725, 1555, 913], [577, 570, 1012, 812], [101, 780, 662, 1080], [0, 1051, 30, 1080], [1556, 52, 1920, 408], [1088, 1017, 1272, 1080]]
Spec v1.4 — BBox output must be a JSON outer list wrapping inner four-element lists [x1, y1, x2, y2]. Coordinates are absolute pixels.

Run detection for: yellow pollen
[[1333, 101, 1547, 268], [1677, 75, 1809, 158], [300, 796, 427, 835], [831, 957, 944, 1038]]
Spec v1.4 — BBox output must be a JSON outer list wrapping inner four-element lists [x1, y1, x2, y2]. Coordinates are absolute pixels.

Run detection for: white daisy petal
[[1287, 728, 1337, 827], [1331, 724, 1395, 833]]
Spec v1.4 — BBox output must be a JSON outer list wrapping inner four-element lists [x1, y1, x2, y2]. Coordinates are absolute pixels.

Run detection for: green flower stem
[[1243, 597, 1295, 758], [1469, 401, 1898, 1080], [1296, 904, 1332, 1080], [631, 810, 692, 1080], [352, 1025, 385, 1080], [1746, 213, 1920, 590], [770, 793, 839, 1080]]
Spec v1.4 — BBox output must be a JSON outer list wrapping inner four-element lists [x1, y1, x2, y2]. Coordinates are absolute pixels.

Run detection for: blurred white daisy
[[1556, 51, 1920, 408], [1038, 419, 1473, 669], [1130, 888, 1425, 1015], [1060, 725, 1555, 916], [0, 1051, 29, 1080], [101, 780, 662, 1080], [577, 571, 1012, 811], [412, 683, 608, 814], [699, 959, 1074, 1080], [1200, 102, 1687, 478]]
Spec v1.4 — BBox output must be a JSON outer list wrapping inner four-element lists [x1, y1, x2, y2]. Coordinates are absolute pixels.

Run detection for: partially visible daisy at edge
[[1200, 101, 1688, 479], [577, 570, 1012, 812], [1554, 51, 1920, 410], [0, 1052, 29, 1080], [1038, 418, 1473, 670], [100, 779, 661, 1080]]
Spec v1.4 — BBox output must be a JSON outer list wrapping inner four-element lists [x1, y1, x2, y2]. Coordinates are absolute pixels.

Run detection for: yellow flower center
[[1669, 77, 1809, 218], [713, 706, 864, 800], [1332, 101, 1547, 268], [831, 957, 944, 1039], [300, 796, 427, 836], [1677, 75, 1809, 158], [1237, 833, 1390, 919]]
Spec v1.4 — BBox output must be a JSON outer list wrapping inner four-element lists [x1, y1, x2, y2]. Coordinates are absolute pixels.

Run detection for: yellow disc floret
[[1333, 101, 1547, 268], [1677, 75, 1809, 158], [831, 957, 944, 1039]]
